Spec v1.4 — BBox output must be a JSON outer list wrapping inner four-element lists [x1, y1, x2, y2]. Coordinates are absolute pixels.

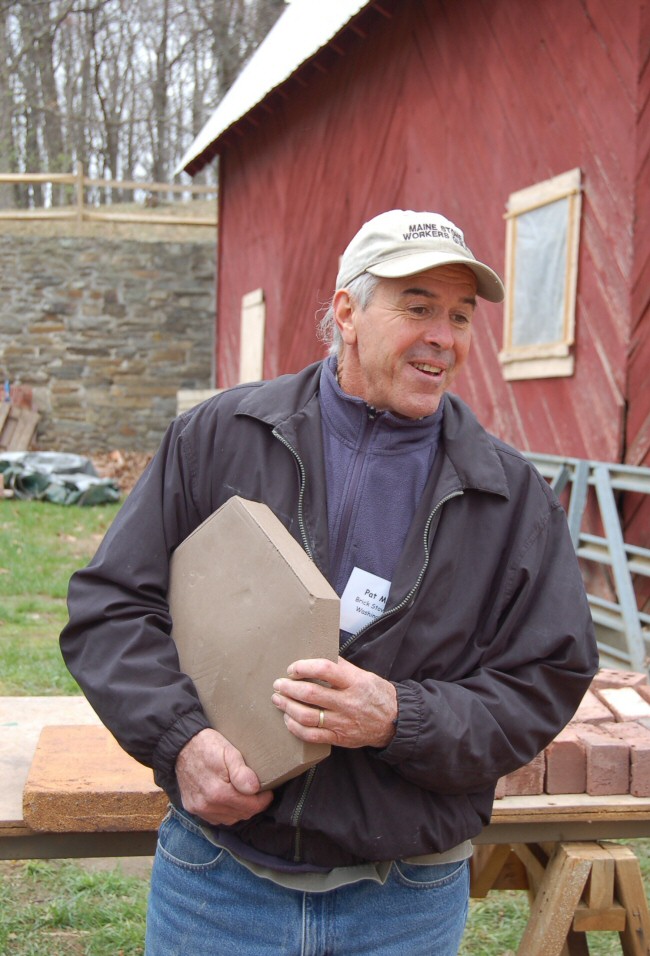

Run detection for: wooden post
[[605, 843, 650, 956], [516, 844, 592, 956], [470, 844, 516, 898], [513, 841, 650, 956], [75, 161, 84, 222]]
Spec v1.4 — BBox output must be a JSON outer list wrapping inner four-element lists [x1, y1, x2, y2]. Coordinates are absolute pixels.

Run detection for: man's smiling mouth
[[412, 362, 445, 377]]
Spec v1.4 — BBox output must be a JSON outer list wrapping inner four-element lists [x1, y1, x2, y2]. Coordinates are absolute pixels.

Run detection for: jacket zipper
[[272, 426, 463, 862], [271, 428, 313, 560], [272, 427, 319, 862], [340, 489, 463, 654]]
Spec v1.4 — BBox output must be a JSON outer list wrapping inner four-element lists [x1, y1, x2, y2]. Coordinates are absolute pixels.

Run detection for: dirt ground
[[74, 856, 153, 877], [0, 856, 152, 879]]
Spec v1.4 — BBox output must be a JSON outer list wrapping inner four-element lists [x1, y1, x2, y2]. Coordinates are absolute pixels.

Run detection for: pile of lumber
[[497, 668, 650, 798]]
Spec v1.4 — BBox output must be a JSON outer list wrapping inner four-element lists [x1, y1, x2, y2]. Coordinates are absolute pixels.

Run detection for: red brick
[[594, 688, 650, 723], [494, 776, 507, 799], [545, 726, 587, 794], [501, 752, 545, 796], [571, 689, 615, 725], [636, 686, 650, 707], [601, 721, 650, 797], [573, 724, 630, 795], [591, 669, 648, 691]]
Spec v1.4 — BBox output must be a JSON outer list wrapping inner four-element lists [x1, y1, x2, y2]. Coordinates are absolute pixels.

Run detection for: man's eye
[[452, 313, 471, 325], [410, 306, 428, 317]]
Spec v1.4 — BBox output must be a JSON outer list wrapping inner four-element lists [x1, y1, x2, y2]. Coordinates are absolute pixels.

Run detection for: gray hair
[[317, 272, 381, 356]]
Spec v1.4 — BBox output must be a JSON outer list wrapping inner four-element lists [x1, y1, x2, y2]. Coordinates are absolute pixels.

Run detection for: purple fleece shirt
[[320, 357, 443, 606]]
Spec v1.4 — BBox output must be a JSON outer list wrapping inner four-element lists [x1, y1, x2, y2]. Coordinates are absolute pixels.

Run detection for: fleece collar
[[236, 360, 510, 499]]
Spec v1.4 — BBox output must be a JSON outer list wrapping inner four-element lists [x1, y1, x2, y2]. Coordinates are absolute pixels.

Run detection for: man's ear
[[333, 290, 357, 345]]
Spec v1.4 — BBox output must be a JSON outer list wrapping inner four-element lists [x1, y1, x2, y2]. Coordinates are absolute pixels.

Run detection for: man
[[60, 210, 598, 955]]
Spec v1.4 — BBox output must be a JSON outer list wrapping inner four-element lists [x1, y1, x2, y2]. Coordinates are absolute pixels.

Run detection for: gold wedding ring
[[318, 708, 325, 729]]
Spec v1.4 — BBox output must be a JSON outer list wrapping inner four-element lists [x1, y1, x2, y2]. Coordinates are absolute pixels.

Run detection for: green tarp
[[0, 452, 121, 506]]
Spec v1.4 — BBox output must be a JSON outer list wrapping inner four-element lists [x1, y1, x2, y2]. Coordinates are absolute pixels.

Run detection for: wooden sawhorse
[[471, 841, 650, 956]]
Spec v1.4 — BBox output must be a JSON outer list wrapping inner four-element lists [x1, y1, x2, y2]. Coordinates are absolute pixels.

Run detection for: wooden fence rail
[[0, 162, 217, 227]]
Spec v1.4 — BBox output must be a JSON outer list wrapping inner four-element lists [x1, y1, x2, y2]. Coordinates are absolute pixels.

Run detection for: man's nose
[[422, 316, 455, 350]]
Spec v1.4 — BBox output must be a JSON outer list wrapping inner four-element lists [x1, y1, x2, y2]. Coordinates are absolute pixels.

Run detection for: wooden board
[[0, 696, 101, 831], [492, 792, 650, 826], [22, 725, 167, 833], [0, 404, 39, 451]]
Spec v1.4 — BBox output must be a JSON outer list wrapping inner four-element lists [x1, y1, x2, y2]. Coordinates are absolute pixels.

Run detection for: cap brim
[[367, 251, 505, 303]]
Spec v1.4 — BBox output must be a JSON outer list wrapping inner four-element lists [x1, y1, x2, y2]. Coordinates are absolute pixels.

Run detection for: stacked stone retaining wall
[[0, 234, 215, 453]]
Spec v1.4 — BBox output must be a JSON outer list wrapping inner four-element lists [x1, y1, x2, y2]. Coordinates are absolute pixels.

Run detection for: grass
[[1, 496, 650, 954], [0, 497, 149, 956], [0, 860, 149, 955], [0, 499, 121, 694]]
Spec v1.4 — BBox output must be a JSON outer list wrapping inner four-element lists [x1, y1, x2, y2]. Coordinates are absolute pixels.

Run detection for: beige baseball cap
[[336, 210, 505, 303]]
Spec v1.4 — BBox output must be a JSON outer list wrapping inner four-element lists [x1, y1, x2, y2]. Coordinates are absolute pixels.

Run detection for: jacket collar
[[441, 394, 510, 500], [235, 361, 324, 427]]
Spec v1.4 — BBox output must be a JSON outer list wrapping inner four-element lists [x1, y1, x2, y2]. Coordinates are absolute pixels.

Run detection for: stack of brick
[[495, 668, 650, 798]]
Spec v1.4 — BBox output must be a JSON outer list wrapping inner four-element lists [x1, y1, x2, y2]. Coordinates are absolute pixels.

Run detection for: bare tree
[[0, 5, 20, 206], [1, 0, 286, 203]]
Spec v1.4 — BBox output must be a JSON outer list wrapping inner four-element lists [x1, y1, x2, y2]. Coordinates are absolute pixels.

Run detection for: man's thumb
[[223, 746, 260, 795]]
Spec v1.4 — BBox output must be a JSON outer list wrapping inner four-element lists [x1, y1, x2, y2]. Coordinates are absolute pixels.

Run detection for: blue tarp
[[0, 452, 121, 506]]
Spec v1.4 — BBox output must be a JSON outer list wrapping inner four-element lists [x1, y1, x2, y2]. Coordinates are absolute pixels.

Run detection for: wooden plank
[[572, 902, 626, 932], [516, 844, 592, 956], [586, 853, 616, 909], [489, 853, 529, 892], [7, 408, 39, 450], [0, 696, 101, 830], [0, 406, 39, 452], [512, 842, 549, 886], [470, 843, 516, 897], [23, 725, 167, 833], [563, 930, 590, 956], [491, 792, 650, 825]]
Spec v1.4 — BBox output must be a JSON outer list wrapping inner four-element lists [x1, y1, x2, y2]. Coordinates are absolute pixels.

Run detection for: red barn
[[180, 0, 648, 471], [180, 0, 649, 665]]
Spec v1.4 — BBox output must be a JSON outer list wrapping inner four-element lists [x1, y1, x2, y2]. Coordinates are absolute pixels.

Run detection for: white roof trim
[[177, 0, 372, 174]]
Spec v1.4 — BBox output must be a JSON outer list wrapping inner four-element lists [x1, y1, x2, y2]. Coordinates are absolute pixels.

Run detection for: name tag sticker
[[340, 567, 391, 635]]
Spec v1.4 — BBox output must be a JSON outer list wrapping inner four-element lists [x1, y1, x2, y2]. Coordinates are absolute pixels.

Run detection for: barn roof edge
[[176, 0, 382, 177]]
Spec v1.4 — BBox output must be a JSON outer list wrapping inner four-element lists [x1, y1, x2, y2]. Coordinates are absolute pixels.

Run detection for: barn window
[[499, 168, 582, 380], [239, 288, 266, 383]]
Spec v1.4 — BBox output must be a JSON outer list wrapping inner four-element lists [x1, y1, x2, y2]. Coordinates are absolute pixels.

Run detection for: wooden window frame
[[500, 168, 582, 381], [239, 288, 266, 383]]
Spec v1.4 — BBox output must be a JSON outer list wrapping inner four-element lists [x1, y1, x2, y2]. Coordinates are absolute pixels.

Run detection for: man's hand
[[272, 656, 397, 749], [175, 728, 274, 826]]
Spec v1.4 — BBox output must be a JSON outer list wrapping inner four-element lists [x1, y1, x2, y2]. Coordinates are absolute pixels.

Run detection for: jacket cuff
[[152, 710, 211, 778], [376, 682, 423, 765]]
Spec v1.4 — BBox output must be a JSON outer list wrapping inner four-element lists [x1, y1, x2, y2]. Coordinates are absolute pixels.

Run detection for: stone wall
[[0, 234, 215, 452]]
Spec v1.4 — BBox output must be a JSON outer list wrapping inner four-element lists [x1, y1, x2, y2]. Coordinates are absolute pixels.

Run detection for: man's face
[[334, 265, 477, 419]]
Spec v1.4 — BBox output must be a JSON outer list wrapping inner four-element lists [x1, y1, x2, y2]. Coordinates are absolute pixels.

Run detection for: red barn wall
[[215, 0, 646, 467], [626, 1, 650, 470]]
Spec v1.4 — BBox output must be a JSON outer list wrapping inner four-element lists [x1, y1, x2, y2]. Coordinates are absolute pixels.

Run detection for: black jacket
[[60, 361, 598, 865]]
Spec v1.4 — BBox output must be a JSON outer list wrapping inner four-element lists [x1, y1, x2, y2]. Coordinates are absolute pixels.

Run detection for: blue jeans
[[145, 807, 469, 955]]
